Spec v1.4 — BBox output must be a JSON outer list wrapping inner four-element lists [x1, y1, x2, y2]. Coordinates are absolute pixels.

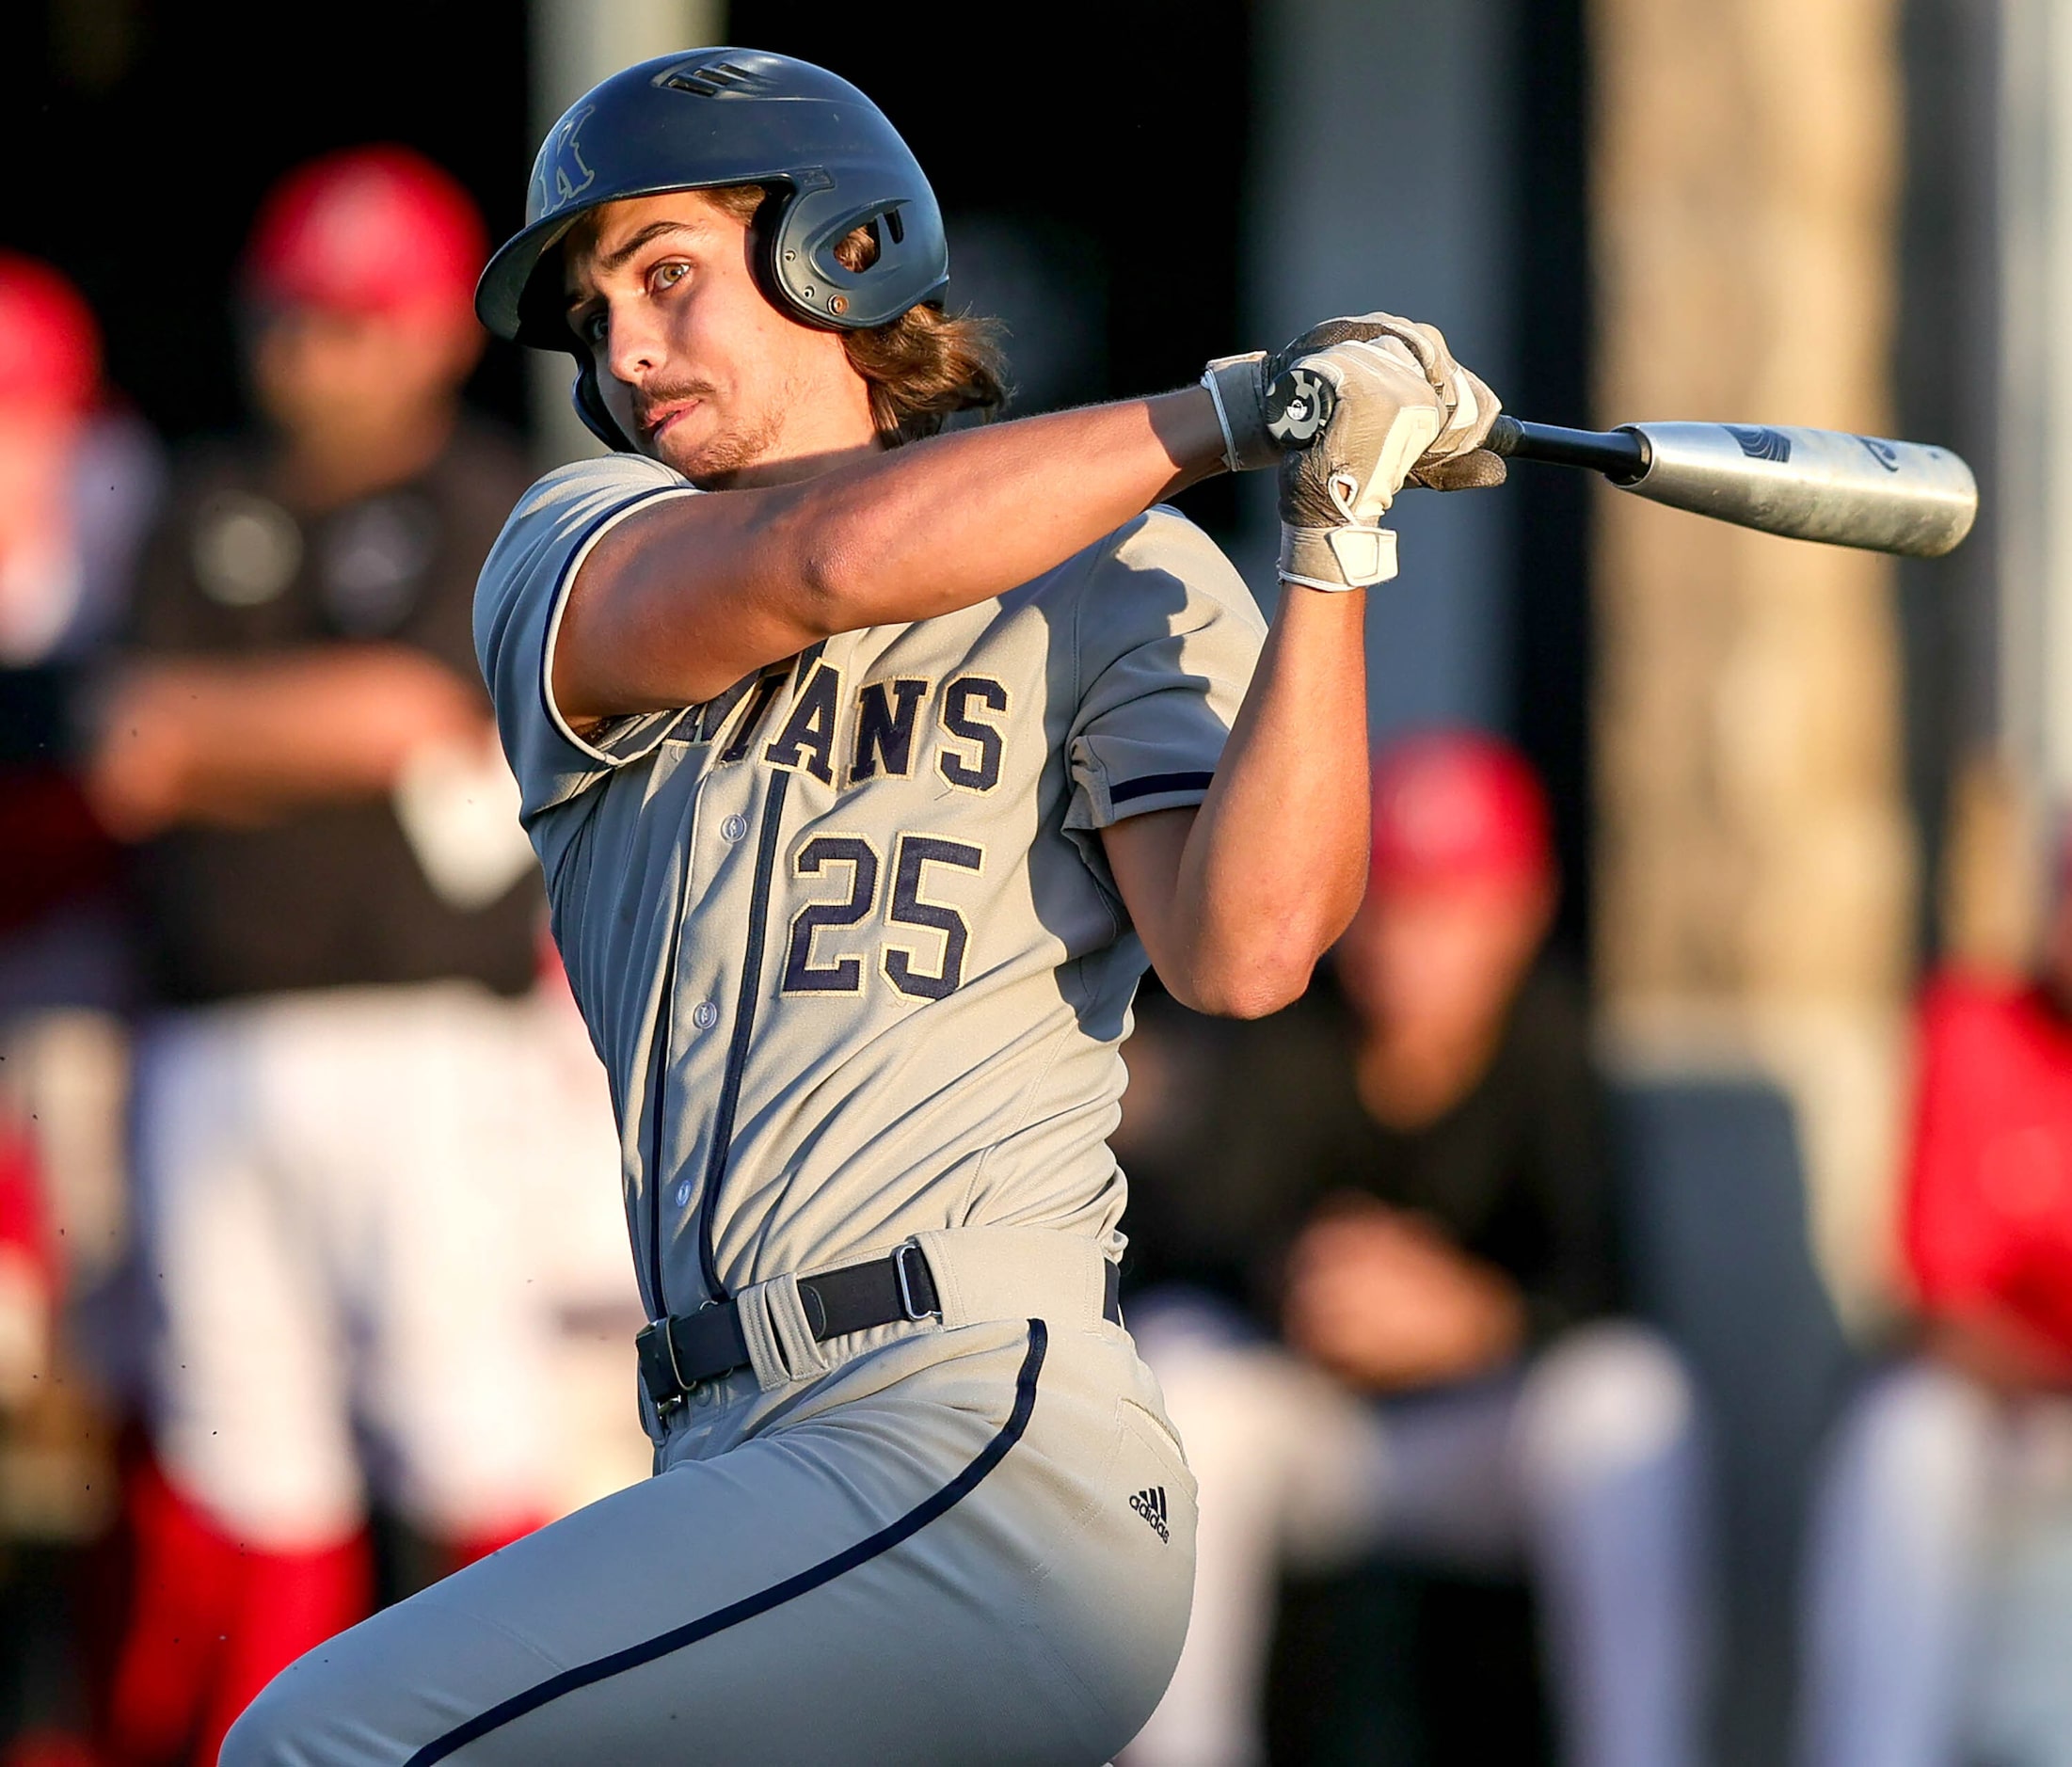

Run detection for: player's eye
[[651, 261, 691, 294], [574, 308, 608, 347]]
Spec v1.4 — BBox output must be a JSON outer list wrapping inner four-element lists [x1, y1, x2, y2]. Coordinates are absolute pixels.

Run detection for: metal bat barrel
[[1515, 420, 1978, 560]]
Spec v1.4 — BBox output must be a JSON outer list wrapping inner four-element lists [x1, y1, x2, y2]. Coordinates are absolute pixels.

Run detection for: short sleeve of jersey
[[473, 453, 700, 826], [1063, 507, 1266, 839]]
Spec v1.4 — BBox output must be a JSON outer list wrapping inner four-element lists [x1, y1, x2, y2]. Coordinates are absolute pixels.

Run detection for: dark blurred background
[[9, 3, 2072, 1766]]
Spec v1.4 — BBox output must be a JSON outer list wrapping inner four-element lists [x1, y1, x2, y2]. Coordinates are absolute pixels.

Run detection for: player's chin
[[659, 420, 760, 488]]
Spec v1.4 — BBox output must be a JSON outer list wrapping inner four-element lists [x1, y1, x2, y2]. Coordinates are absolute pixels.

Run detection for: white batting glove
[[1202, 313, 1504, 486], [1201, 313, 1504, 589], [1273, 333, 1442, 588], [1276, 314, 1505, 587], [1365, 314, 1506, 491]]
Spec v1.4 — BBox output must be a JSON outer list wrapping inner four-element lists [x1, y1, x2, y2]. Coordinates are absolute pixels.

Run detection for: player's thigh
[[225, 1320, 1189, 1766]]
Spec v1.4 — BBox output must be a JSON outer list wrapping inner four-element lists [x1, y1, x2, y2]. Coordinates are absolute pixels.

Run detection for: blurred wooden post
[[524, 0, 725, 468], [1590, 0, 1913, 1316]]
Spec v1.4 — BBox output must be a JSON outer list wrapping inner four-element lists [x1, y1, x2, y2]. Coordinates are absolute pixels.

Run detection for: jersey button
[[720, 813, 749, 841], [674, 1179, 693, 1208], [692, 1001, 720, 1030]]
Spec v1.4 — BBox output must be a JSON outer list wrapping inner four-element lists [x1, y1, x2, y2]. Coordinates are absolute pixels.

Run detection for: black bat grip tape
[[1490, 417, 1650, 483]]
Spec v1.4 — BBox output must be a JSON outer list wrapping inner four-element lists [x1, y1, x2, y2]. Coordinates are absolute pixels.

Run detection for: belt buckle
[[638, 1313, 695, 1417], [894, 1243, 939, 1322]]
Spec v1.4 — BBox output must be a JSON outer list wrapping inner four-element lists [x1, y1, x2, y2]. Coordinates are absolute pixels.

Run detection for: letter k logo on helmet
[[539, 106, 598, 215]]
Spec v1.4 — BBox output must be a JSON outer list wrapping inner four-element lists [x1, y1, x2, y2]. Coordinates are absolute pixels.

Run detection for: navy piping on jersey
[[641, 849, 691, 1319], [693, 644, 821, 1302], [1109, 769, 1216, 805], [694, 767, 789, 1300], [534, 485, 691, 763], [401, 1319, 1050, 1766]]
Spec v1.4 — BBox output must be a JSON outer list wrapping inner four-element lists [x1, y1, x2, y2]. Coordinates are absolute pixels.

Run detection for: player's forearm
[[1127, 590, 1372, 1018], [782, 390, 1228, 621], [90, 650, 484, 834], [559, 390, 1228, 718]]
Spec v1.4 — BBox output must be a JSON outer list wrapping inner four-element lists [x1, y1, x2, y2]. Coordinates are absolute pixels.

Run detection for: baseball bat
[[1263, 368, 1979, 559]]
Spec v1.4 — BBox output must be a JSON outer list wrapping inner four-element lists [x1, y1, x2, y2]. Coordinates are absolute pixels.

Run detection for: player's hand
[[1274, 320, 1448, 590], [1208, 313, 1503, 590], [1363, 315, 1506, 492], [1200, 312, 1504, 489]]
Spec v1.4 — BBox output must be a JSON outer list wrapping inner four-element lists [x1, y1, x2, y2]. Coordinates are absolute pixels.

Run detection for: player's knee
[[1514, 1320, 1700, 1498]]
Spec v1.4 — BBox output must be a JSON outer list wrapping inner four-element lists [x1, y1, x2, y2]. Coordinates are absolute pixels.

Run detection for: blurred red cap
[[242, 146, 486, 325], [1370, 729, 1554, 890], [0, 255, 101, 413]]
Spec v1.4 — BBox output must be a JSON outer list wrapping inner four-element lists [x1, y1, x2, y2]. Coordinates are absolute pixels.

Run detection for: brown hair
[[704, 184, 1007, 447]]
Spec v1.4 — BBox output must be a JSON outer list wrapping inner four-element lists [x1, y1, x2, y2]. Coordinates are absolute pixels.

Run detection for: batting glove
[[1202, 313, 1505, 589]]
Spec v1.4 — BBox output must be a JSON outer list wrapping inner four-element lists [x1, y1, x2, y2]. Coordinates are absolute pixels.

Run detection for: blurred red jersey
[[1905, 972, 2072, 1358]]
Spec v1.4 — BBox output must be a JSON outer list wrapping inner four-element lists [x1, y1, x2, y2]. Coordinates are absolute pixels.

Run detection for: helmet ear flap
[[743, 183, 794, 319], [768, 183, 946, 328], [571, 361, 636, 452]]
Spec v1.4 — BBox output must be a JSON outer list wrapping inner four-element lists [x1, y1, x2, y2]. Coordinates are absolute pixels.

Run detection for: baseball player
[[224, 47, 1504, 1766]]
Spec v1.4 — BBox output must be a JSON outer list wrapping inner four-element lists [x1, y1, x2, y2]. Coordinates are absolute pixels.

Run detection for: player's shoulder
[[503, 451, 693, 534], [1066, 504, 1266, 631], [475, 453, 695, 667], [1101, 503, 1241, 580], [482, 454, 692, 597]]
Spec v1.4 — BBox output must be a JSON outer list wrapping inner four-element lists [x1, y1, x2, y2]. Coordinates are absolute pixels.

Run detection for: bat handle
[[1489, 416, 1650, 483]]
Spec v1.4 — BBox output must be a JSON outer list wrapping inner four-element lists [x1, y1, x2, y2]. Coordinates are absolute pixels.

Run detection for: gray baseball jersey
[[219, 457, 1267, 1767], [473, 453, 1266, 1332]]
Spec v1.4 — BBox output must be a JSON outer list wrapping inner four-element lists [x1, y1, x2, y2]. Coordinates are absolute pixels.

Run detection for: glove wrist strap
[[1279, 523, 1398, 591], [1201, 353, 1280, 472]]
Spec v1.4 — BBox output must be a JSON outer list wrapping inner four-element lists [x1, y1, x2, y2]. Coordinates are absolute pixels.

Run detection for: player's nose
[[602, 299, 668, 384]]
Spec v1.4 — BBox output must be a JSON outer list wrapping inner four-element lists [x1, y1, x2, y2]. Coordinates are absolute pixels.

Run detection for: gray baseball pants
[[220, 1232, 1195, 1765]]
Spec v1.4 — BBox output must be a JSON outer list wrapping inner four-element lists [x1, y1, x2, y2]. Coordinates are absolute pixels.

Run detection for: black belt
[[638, 1245, 1123, 1415]]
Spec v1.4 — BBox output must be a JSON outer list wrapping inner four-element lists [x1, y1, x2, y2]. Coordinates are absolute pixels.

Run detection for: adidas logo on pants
[[1130, 1486, 1171, 1543]]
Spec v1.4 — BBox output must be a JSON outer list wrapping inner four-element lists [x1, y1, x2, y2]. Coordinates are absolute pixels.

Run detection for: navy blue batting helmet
[[476, 48, 949, 450]]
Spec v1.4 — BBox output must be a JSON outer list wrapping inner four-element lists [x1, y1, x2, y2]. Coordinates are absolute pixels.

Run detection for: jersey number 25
[[782, 835, 983, 1001]]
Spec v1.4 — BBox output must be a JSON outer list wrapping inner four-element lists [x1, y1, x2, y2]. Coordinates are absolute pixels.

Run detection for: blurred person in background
[[1121, 732, 1708, 1767], [0, 253, 142, 1392], [0, 252, 160, 1763], [82, 147, 592, 1767], [1799, 834, 2072, 1767]]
